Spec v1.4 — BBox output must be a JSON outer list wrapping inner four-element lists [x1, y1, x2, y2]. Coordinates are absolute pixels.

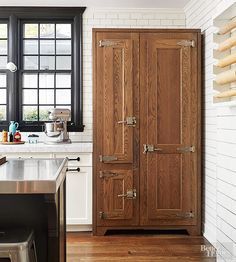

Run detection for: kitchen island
[[0, 158, 68, 262]]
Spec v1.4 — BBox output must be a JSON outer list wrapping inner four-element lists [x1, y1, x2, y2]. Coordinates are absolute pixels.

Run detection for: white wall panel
[[185, 1, 236, 260]]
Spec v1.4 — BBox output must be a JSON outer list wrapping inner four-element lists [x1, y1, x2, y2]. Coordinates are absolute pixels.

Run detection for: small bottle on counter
[[9, 132, 13, 142], [14, 130, 21, 142], [2, 130, 8, 142]]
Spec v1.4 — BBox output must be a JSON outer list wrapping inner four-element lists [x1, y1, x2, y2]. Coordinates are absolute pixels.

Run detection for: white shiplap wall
[[185, 0, 236, 261]]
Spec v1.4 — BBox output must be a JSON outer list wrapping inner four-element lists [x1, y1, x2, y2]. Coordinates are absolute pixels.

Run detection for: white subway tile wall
[[185, 0, 236, 261]]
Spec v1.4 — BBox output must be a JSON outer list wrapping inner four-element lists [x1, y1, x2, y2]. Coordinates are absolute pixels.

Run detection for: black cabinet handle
[[66, 167, 80, 172], [68, 157, 80, 162]]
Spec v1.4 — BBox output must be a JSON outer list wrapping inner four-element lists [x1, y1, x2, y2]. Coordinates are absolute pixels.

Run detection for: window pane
[[56, 24, 71, 38], [24, 24, 38, 38], [0, 56, 7, 69], [39, 73, 54, 88], [0, 40, 7, 55], [0, 105, 6, 121], [24, 56, 38, 70], [23, 74, 38, 88], [56, 56, 71, 70], [23, 40, 38, 55], [23, 106, 38, 121], [0, 73, 6, 87], [19, 21, 76, 127], [39, 106, 52, 121], [40, 40, 55, 54], [40, 24, 55, 38], [23, 89, 38, 104], [56, 40, 71, 54], [0, 89, 6, 104], [40, 56, 55, 70], [39, 89, 54, 104], [56, 89, 71, 104], [56, 73, 71, 88], [0, 24, 7, 38]]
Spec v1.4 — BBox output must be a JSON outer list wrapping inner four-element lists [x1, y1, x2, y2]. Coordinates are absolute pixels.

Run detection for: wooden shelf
[[213, 2, 236, 105]]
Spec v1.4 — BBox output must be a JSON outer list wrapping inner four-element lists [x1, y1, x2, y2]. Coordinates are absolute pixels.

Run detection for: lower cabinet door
[[66, 166, 92, 225], [97, 168, 138, 226]]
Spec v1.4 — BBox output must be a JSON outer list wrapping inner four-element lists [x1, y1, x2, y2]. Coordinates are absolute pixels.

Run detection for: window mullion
[[8, 14, 19, 122], [73, 15, 83, 128]]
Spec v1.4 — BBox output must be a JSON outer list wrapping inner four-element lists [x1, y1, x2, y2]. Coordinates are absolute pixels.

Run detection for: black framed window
[[0, 7, 85, 132], [0, 23, 8, 122], [21, 22, 73, 122]]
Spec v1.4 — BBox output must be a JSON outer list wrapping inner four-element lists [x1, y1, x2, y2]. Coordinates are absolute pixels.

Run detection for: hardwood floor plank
[[67, 233, 216, 262]]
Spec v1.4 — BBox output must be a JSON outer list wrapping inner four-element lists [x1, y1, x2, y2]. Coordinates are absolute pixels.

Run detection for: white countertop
[[0, 158, 67, 194], [0, 142, 93, 153]]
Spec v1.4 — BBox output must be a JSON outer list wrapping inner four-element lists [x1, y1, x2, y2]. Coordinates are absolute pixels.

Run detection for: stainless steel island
[[0, 158, 68, 262]]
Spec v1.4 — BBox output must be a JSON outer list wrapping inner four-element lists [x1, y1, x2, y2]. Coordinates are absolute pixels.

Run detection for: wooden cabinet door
[[140, 33, 200, 226], [94, 32, 139, 164], [93, 31, 139, 228], [97, 169, 137, 226]]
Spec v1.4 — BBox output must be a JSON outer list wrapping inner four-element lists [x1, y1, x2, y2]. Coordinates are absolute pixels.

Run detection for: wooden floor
[[67, 231, 216, 261]]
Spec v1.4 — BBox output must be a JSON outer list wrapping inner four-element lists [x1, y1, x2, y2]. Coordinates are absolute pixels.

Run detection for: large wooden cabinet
[[93, 29, 201, 236]]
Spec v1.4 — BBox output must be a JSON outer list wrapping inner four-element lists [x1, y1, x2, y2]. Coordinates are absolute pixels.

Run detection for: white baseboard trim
[[67, 224, 92, 232]]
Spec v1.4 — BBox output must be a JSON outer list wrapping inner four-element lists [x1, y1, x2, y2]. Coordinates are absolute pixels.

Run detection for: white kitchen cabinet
[[66, 166, 92, 226], [54, 153, 92, 231]]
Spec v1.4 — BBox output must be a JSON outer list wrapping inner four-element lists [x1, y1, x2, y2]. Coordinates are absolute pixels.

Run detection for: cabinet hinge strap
[[99, 155, 118, 162], [177, 146, 195, 153], [176, 212, 194, 218], [177, 40, 195, 47], [98, 40, 119, 47]]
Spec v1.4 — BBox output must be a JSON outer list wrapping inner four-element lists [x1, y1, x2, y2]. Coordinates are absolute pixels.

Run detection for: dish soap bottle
[[14, 130, 21, 142]]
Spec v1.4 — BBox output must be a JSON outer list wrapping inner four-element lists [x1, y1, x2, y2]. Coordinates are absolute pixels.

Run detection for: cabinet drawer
[[54, 153, 92, 167]]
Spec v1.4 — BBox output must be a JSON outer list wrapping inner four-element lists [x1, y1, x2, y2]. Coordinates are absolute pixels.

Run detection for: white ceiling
[[0, 0, 191, 8]]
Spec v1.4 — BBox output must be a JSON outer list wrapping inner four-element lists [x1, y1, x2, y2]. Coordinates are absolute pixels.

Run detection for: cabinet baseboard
[[67, 224, 92, 232]]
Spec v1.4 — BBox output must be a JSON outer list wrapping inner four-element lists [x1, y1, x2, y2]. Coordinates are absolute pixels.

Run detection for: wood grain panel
[[154, 154, 181, 210], [140, 33, 199, 228], [156, 48, 181, 144], [102, 38, 133, 163], [97, 169, 134, 224]]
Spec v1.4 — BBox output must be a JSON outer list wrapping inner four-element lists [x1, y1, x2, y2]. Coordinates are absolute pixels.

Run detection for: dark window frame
[[0, 7, 86, 132], [0, 21, 8, 123]]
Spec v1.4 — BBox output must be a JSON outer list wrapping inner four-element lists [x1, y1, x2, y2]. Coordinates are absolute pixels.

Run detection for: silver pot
[[44, 122, 64, 137]]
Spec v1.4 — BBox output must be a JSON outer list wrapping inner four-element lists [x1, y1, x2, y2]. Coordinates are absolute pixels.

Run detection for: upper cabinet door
[[94, 32, 139, 164], [140, 33, 200, 225]]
